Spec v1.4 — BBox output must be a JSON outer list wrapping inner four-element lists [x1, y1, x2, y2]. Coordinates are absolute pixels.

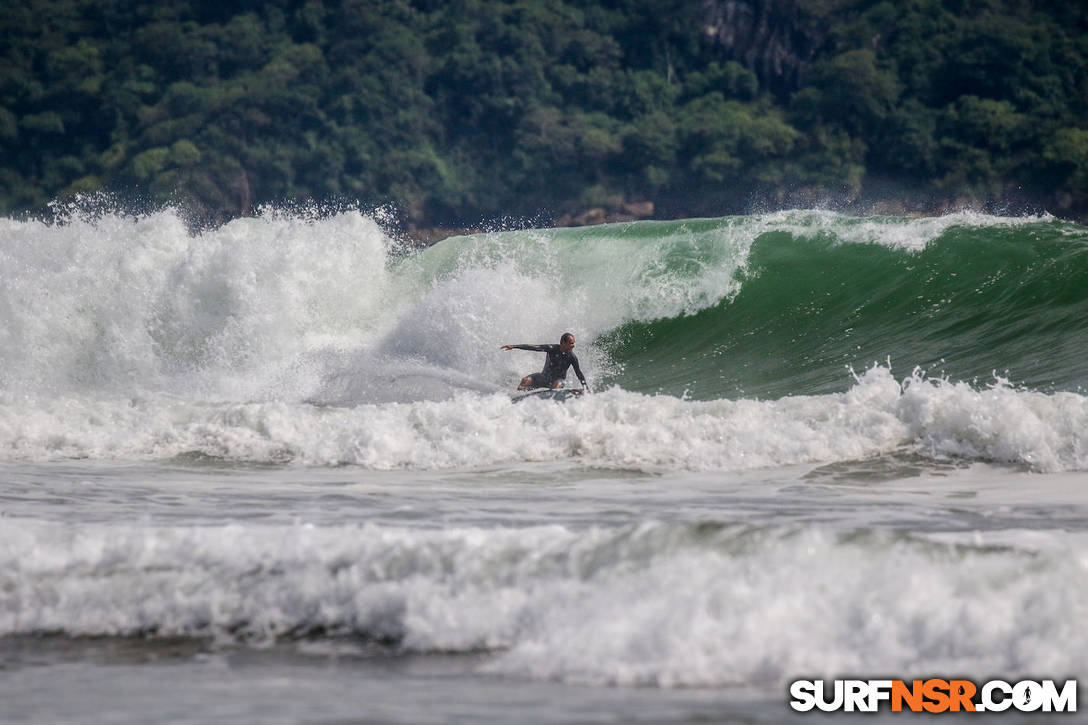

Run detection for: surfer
[[501, 332, 589, 391]]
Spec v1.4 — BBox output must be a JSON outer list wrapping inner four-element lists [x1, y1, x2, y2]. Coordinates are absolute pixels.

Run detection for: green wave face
[[595, 216, 1088, 399]]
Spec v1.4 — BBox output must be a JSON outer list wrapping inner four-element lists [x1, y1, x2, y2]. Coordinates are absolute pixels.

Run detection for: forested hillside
[[2, 0, 1086, 229]]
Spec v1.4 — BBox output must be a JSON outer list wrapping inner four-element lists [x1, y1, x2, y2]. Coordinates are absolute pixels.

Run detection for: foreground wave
[[4, 517, 1084, 687]]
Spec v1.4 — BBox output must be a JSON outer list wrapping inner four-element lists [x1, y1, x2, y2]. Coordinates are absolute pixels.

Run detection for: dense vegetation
[[2, 0, 1086, 229]]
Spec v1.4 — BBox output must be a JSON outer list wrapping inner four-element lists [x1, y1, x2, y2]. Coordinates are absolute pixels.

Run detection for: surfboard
[[511, 388, 585, 403]]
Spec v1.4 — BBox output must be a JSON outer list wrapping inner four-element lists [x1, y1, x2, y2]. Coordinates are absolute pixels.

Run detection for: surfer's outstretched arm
[[501, 344, 550, 352]]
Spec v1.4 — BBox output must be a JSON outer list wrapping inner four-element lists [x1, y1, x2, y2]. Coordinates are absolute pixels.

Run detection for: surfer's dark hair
[[560, 332, 575, 344]]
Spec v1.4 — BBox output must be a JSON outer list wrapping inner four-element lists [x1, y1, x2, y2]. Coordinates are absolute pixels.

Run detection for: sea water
[[1, 207, 1086, 723]]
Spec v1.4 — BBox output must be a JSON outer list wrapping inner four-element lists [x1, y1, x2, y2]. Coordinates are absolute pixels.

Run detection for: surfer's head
[[560, 332, 575, 352]]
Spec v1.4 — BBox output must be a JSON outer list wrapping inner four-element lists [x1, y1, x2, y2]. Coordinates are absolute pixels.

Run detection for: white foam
[[3, 519, 1085, 686], [0, 208, 393, 398], [896, 371, 1088, 471], [1, 367, 1087, 472], [397, 219, 755, 374], [2, 208, 746, 403], [754, 208, 1057, 251]]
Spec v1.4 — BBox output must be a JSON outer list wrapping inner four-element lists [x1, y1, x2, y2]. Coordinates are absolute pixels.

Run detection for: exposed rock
[[554, 198, 656, 228], [622, 200, 654, 217]]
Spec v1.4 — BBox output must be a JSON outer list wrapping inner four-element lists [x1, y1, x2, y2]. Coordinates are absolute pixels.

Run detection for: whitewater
[[2, 207, 1086, 723]]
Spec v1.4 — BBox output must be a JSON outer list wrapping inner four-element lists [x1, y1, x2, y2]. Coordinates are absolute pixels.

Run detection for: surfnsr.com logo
[[789, 679, 1077, 713]]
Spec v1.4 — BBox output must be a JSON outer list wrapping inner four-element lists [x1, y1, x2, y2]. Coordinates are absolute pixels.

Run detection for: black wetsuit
[[511, 344, 587, 389]]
